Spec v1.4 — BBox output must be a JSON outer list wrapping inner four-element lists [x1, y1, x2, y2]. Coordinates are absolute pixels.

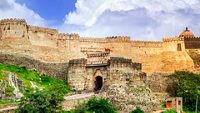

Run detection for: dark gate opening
[[177, 43, 182, 51], [94, 76, 103, 91]]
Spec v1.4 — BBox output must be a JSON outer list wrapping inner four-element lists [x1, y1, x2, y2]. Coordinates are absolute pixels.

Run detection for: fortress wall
[[0, 21, 2, 38], [162, 37, 186, 51], [127, 41, 164, 74], [0, 19, 28, 38], [130, 41, 163, 54], [75, 37, 133, 59], [68, 58, 87, 91], [0, 53, 69, 80], [27, 26, 58, 48], [184, 37, 200, 49]]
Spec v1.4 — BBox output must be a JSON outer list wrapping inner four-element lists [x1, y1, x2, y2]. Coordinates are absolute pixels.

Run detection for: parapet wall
[[106, 36, 131, 42], [0, 18, 27, 25], [59, 33, 80, 40], [130, 40, 163, 48], [28, 25, 58, 36]]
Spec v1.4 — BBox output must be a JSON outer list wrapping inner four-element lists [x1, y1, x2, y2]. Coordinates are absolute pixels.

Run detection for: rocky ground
[[100, 80, 161, 113], [0, 72, 23, 100]]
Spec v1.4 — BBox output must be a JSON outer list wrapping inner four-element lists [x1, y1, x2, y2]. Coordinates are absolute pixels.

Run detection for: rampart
[[28, 25, 58, 36], [0, 18, 200, 77]]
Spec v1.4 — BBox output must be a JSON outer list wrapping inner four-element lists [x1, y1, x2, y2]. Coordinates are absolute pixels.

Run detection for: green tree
[[131, 107, 144, 113], [171, 71, 200, 111], [16, 91, 62, 113], [75, 97, 117, 113]]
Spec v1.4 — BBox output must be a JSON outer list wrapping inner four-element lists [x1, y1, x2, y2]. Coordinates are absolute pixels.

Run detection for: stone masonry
[[0, 18, 200, 92]]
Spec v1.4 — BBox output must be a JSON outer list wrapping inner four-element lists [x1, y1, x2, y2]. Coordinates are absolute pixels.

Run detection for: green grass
[[0, 100, 18, 105], [0, 63, 72, 104]]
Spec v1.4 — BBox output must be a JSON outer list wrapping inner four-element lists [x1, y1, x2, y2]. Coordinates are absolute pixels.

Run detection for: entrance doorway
[[177, 43, 182, 51], [94, 76, 103, 91]]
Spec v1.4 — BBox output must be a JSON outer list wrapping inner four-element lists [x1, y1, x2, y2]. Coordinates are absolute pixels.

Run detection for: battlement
[[130, 40, 163, 48], [28, 25, 58, 35], [106, 36, 131, 41], [183, 36, 200, 41], [59, 33, 80, 39], [0, 18, 27, 25], [163, 37, 183, 42], [131, 40, 162, 43]]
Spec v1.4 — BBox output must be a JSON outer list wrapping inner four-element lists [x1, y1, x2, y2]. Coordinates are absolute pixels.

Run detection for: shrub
[[16, 91, 62, 113], [171, 71, 200, 111], [75, 97, 117, 113]]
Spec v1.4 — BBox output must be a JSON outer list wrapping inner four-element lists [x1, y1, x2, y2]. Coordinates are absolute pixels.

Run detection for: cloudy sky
[[0, 0, 200, 40]]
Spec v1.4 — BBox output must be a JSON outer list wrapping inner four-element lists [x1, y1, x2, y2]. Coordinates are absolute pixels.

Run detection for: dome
[[179, 27, 195, 37]]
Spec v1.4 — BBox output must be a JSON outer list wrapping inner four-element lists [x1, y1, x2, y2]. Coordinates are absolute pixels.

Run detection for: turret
[[0, 18, 28, 38]]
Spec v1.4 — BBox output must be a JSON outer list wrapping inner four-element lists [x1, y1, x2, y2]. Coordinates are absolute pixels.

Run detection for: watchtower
[[0, 19, 28, 38]]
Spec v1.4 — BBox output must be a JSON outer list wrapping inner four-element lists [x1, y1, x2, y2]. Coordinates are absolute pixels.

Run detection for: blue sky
[[16, 0, 77, 25], [0, 0, 200, 40]]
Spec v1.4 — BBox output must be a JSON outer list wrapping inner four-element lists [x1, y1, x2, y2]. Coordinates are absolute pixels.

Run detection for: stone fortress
[[0, 18, 200, 92]]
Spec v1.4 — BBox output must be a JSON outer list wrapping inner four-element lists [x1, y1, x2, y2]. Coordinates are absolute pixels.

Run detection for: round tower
[[0, 18, 28, 38]]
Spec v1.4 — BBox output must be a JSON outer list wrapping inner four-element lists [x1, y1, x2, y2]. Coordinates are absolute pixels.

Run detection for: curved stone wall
[[0, 53, 68, 80]]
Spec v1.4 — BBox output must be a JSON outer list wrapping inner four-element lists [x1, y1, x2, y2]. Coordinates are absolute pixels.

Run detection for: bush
[[131, 107, 144, 113], [75, 97, 117, 113], [16, 91, 62, 113], [171, 71, 200, 111]]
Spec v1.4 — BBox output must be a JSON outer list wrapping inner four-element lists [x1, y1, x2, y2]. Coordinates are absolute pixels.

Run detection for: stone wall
[[67, 57, 143, 91], [184, 37, 200, 49], [0, 19, 27, 39], [0, 53, 68, 80], [0, 18, 199, 76], [28, 26, 59, 48]]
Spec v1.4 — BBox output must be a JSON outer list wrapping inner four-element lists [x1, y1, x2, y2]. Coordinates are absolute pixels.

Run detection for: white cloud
[[63, 0, 200, 40], [0, 0, 46, 26]]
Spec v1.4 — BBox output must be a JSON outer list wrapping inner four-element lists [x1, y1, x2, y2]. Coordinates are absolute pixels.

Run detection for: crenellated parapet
[[0, 18, 27, 25], [183, 36, 200, 41], [131, 40, 163, 48], [163, 37, 183, 42], [59, 33, 80, 40], [106, 36, 131, 41], [28, 25, 58, 36]]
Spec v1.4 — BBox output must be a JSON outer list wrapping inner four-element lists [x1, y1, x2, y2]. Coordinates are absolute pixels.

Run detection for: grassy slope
[[0, 63, 71, 105]]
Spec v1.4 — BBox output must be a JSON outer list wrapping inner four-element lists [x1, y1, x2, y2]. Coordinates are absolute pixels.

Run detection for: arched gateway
[[94, 76, 103, 91], [93, 69, 103, 91]]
